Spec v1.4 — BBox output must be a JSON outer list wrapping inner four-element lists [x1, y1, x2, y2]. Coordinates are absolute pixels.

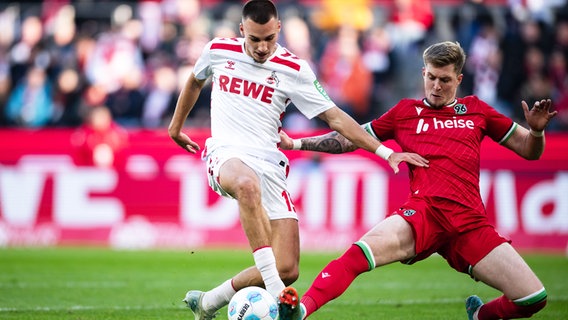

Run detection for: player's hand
[[279, 130, 294, 150], [170, 131, 200, 154], [522, 99, 557, 132], [387, 152, 429, 174]]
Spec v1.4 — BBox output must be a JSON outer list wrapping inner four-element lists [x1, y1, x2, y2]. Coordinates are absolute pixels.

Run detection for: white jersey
[[193, 37, 335, 154]]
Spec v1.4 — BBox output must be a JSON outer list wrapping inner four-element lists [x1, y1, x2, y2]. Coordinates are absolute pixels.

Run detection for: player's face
[[240, 17, 280, 63], [422, 63, 463, 108]]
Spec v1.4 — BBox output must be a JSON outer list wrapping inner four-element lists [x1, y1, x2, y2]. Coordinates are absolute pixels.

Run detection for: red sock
[[300, 244, 372, 317], [478, 295, 547, 320]]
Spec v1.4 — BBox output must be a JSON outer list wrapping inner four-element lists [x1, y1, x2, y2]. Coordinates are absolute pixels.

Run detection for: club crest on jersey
[[402, 209, 416, 217], [266, 71, 280, 87], [225, 60, 235, 70], [454, 103, 467, 114]]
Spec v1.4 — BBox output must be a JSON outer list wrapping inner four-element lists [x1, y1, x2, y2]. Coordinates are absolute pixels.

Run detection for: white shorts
[[202, 140, 298, 221]]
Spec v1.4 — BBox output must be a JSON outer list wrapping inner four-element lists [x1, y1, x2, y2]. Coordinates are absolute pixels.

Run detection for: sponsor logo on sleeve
[[313, 80, 331, 101]]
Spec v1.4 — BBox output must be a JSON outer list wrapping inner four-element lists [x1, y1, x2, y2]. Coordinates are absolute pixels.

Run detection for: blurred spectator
[[281, 15, 314, 67], [71, 105, 128, 168], [386, 0, 434, 99], [45, 4, 78, 75], [280, 14, 321, 130], [466, 16, 505, 115], [80, 83, 107, 112], [141, 65, 177, 128], [104, 66, 145, 127], [52, 67, 83, 126], [518, 47, 554, 123], [361, 25, 395, 115], [450, 0, 494, 53], [318, 25, 373, 121], [137, 1, 163, 55], [84, 16, 145, 94], [387, 0, 434, 50], [554, 19, 568, 65], [497, 16, 554, 121], [9, 15, 49, 87], [0, 49, 10, 125], [508, 0, 567, 26], [5, 66, 54, 127]]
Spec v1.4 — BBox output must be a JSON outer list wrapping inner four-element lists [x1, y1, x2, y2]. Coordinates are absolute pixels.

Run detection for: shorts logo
[[403, 209, 416, 217]]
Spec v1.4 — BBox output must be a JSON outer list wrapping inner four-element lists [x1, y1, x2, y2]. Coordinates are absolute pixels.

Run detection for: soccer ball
[[227, 286, 279, 320]]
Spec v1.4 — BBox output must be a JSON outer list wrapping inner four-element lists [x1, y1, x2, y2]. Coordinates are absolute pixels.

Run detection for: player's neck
[[423, 98, 457, 109]]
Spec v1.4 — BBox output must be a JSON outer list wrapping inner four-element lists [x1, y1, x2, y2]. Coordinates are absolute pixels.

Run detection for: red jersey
[[369, 96, 515, 213]]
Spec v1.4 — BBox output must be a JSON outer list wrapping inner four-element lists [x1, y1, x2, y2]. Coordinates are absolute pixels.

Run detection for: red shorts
[[389, 197, 510, 275]]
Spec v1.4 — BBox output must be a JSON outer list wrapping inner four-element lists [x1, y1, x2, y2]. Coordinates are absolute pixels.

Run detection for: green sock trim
[[354, 241, 376, 271], [514, 288, 547, 306]]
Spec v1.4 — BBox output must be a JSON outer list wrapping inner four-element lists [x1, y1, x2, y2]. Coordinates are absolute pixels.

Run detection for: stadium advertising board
[[0, 129, 566, 252]]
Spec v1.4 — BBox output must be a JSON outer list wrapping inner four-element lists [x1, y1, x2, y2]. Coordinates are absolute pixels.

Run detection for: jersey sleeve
[[287, 65, 336, 119], [369, 102, 399, 141], [479, 98, 515, 143], [192, 40, 213, 81]]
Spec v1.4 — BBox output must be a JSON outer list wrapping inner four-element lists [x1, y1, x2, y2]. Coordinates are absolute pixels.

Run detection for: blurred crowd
[[0, 0, 567, 131]]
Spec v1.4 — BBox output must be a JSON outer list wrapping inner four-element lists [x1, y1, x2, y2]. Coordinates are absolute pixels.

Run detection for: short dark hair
[[423, 41, 467, 75], [242, 0, 278, 24]]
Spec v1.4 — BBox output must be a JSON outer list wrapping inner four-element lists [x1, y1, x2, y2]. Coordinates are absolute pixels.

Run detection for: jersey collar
[[423, 98, 458, 108]]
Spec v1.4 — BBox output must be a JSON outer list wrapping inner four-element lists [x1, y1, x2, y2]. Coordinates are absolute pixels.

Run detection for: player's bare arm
[[280, 123, 429, 174], [168, 73, 207, 154], [317, 106, 382, 154], [301, 131, 358, 153], [279, 129, 357, 154], [503, 99, 557, 160]]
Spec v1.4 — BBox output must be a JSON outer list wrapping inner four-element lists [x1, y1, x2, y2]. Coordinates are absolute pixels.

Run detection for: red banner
[[0, 128, 566, 252]]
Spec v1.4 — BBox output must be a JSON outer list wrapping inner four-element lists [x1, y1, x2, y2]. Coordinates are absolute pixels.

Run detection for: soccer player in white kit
[[168, 1, 428, 319]]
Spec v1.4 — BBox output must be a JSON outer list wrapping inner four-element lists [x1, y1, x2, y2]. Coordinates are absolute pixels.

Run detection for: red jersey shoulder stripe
[[269, 56, 301, 71], [210, 42, 243, 53]]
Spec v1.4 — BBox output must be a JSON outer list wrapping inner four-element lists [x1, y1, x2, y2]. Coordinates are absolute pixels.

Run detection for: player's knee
[[278, 263, 299, 285], [233, 177, 261, 202]]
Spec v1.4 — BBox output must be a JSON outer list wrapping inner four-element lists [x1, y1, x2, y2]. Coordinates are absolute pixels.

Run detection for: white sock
[[202, 279, 237, 312], [473, 308, 480, 320], [253, 247, 285, 297]]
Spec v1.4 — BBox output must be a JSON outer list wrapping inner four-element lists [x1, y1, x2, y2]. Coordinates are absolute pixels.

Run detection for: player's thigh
[[218, 158, 260, 197], [270, 218, 300, 270], [472, 242, 543, 299], [360, 215, 416, 266]]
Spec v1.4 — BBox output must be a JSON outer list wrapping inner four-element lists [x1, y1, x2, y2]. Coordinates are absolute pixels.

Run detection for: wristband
[[375, 145, 394, 160], [529, 129, 544, 137], [292, 139, 302, 150]]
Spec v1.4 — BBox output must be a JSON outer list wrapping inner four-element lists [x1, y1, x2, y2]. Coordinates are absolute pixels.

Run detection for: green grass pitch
[[1, 247, 567, 319]]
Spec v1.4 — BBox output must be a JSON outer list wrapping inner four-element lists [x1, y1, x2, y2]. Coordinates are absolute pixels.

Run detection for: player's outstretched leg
[[183, 290, 219, 320], [466, 295, 483, 320], [278, 287, 306, 320]]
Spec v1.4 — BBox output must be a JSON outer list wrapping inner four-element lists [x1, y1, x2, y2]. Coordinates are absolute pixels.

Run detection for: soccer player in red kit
[[277, 41, 557, 320]]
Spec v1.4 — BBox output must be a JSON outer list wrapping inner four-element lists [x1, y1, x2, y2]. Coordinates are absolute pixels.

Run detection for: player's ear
[[457, 73, 463, 84], [239, 23, 244, 36]]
